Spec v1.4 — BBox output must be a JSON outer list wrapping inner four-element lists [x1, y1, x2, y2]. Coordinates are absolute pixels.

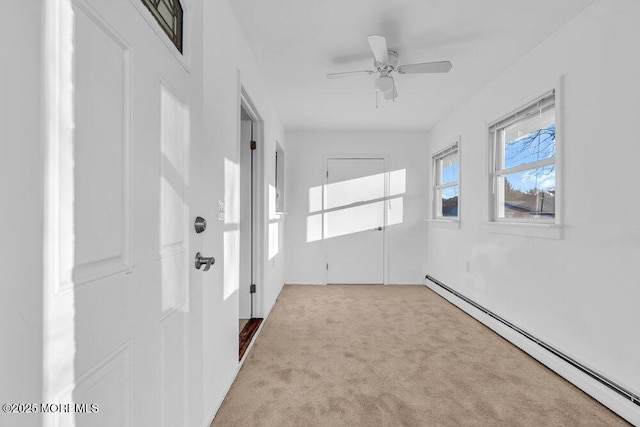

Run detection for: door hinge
[[250, 284, 256, 294], [250, 140, 257, 150], [326, 170, 329, 178], [326, 263, 329, 270]]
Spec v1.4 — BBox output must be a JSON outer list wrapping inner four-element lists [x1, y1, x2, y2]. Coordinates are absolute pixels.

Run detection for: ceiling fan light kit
[[326, 34, 452, 105]]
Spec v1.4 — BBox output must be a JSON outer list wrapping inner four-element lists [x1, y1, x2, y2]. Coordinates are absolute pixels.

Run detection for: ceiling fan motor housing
[[375, 50, 398, 72]]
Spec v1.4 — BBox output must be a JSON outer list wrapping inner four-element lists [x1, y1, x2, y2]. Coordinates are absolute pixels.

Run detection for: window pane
[[502, 106, 555, 170], [439, 151, 459, 185], [499, 166, 555, 219], [438, 185, 458, 217], [157, 1, 174, 27]]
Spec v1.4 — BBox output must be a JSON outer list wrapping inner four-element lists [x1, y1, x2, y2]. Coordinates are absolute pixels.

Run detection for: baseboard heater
[[425, 274, 640, 408]]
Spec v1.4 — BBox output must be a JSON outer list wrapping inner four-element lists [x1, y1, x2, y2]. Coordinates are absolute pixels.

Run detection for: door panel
[[326, 158, 385, 284]]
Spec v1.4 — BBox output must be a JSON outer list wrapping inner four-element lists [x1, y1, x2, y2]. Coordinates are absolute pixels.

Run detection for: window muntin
[[141, 0, 184, 53], [433, 143, 459, 219], [491, 91, 556, 221]]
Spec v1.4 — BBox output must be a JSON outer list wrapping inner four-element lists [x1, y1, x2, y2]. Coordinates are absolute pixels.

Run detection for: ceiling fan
[[327, 35, 452, 102]]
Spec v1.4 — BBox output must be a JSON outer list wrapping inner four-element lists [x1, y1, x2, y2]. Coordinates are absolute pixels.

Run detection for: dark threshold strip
[[425, 274, 640, 408], [239, 318, 263, 361]]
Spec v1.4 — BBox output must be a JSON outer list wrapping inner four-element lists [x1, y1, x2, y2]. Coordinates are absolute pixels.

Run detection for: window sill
[[484, 221, 563, 240], [424, 219, 460, 229]]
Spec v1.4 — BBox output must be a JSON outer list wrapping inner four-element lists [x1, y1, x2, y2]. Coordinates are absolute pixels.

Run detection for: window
[[141, 0, 183, 53], [433, 141, 459, 219], [490, 90, 556, 222]]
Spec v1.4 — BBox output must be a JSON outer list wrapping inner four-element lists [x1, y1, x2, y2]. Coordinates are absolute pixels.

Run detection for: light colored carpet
[[212, 285, 628, 426]]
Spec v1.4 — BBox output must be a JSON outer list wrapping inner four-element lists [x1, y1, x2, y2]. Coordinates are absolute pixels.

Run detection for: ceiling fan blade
[[367, 35, 389, 64], [326, 70, 375, 79], [383, 85, 398, 101], [397, 61, 452, 74]]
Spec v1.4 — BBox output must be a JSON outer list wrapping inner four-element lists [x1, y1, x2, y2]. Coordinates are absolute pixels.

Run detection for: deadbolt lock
[[194, 216, 207, 233]]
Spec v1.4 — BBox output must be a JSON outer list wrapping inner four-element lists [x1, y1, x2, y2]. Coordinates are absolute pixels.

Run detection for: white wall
[[424, 0, 640, 422], [201, 0, 286, 422], [285, 130, 428, 285], [0, 2, 44, 426]]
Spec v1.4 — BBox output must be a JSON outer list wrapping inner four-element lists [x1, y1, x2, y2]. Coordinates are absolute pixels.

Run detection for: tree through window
[[490, 90, 556, 221]]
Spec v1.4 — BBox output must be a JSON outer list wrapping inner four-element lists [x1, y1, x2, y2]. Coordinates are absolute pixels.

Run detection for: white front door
[[325, 158, 385, 284], [42, 1, 199, 426]]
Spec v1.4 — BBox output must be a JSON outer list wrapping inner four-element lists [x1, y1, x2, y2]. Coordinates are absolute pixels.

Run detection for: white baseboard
[[426, 282, 640, 426]]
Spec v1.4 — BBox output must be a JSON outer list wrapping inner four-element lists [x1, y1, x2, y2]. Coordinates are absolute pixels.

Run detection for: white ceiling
[[231, 0, 595, 131]]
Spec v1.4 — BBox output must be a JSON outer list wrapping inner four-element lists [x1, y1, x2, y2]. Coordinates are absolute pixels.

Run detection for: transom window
[[433, 141, 459, 219], [490, 90, 556, 222], [141, 0, 183, 53]]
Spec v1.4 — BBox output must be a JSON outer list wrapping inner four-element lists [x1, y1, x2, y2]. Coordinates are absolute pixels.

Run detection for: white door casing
[[325, 158, 386, 285]]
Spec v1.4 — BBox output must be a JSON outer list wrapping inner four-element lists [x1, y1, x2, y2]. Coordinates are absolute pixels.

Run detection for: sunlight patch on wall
[[389, 169, 406, 196], [268, 183, 280, 259], [306, 169, 407, 242], [224, 158, 240, 225], [269, 184, 278, 220], [223, 158, 241, 301], [308, 185, 323, 213], [223, 229, 239, 300], [387, 196, 404, 226], [269, 222, 279, 260], [306, 214, 323, 242]]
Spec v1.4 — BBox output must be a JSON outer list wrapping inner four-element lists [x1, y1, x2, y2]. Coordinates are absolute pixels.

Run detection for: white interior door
[[42, 1, 198, 426], [326, 158, 385, 284]]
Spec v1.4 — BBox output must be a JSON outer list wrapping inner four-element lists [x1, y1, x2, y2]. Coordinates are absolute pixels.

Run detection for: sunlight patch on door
[[43, 0, 77, 416], [324, 201, 385, 239], [324, 172, 385, 210], [306, 169, 406, 242], [160, 84, 189, 312]]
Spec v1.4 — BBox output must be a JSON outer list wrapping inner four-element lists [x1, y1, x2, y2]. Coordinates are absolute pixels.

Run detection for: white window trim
[[430, 138, 460, 224], [486, 79, 564, 239], [489, 89, 560, 224]]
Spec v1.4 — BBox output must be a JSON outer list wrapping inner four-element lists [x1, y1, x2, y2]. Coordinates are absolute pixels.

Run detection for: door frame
[[322, 154, 391, 285], [239, 87, 265, 318]]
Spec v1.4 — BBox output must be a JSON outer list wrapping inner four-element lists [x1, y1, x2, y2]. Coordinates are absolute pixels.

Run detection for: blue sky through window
[[441, 158, 458, 185], [504, 123, 555, 169], [504, 166, 555, 193]]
